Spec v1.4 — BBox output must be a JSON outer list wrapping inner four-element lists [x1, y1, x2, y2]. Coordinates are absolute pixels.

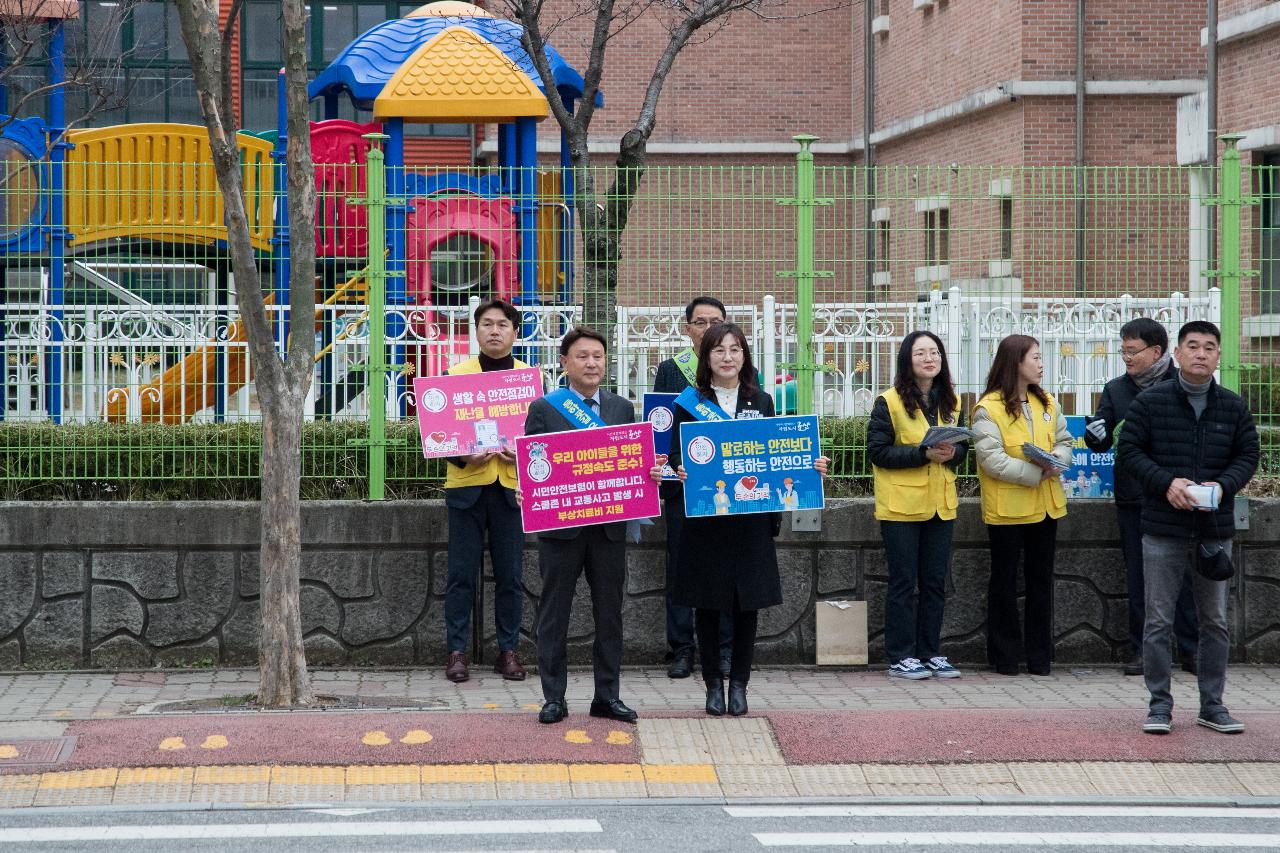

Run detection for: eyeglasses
[[1120, 344, 1155, 361], [687, 318, 725, 328], [710, 346, 744, 358]]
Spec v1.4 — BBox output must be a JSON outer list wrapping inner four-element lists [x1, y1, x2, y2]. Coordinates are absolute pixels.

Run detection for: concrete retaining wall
[[2, 499, 1279, 668]]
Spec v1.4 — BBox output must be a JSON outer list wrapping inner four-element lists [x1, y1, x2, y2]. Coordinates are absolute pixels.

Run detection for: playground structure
[[0, 1, 592, 424]]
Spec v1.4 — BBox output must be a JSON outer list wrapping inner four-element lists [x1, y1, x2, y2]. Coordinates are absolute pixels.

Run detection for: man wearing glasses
[[654, 296, 733, 680], [1084, 318, 1197, 677]]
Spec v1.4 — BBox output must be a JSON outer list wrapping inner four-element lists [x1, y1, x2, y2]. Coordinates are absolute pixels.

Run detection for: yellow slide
[[105, 271, 367, 424]]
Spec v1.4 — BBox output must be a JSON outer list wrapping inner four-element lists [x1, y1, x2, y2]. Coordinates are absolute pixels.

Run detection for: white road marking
[[753, 832, 1280, 848], [0, 819, 603, 843], [728, 805, 1280, 819]]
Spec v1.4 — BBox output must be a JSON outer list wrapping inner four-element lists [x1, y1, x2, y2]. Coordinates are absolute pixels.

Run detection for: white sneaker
[[888, 658, 932, 680], [924, 656, 962, 678]]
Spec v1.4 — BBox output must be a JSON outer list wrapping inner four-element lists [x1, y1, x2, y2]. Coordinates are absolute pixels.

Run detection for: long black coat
[[668, 386, 782, 611]]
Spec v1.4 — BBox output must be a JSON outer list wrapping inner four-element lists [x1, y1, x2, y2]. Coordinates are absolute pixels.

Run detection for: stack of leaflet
[[1022, 443, 1070, 471], [921, 426, 978, 447]]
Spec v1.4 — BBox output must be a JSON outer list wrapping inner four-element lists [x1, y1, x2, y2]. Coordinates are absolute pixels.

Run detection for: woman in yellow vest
[[973, 334, 1072, 676], [870, 331, 967, 680]]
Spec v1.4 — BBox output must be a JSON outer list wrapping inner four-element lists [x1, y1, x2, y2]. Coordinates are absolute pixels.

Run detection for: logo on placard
[[687, 436, 716, 465], [421, 387, 447, 413], [734, 475, 770, 502], [525, 442, 552, 483], [648, 405, 673, 433]]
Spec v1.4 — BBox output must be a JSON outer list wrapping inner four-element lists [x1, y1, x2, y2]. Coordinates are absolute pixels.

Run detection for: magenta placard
[[412, 368, 544, 458], [516, 423, 660, 534]]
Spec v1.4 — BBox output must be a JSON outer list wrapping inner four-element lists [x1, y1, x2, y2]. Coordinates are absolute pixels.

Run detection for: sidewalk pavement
[[2, 665, 1279, 808]]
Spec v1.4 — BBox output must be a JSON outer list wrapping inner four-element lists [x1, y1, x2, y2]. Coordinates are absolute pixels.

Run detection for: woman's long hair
[[695, 323, 760, 398], [893, 331, 958, 418], [982, 334, 1049, 416]]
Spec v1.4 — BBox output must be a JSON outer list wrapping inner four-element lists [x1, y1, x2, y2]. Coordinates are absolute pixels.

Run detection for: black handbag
[[1194, 498, 1234, 582]]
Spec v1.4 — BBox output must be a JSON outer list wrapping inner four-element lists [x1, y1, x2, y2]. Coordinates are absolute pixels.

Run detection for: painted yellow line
[[400, 730, 432, 745], [420, 764, 495, 784], [193, 765, 271, 785], [116, 767, 194, 786], [38, 769, 119, 790], [493, 763, 570, 783], [569, 763, 644, 783], [521, 703, 541, 711], [201, 735, 229, 750], [482, 703, 500, 710], [270, 766, 345, 786], [346, 764, 419, 786], [643, 764, 718, 784]]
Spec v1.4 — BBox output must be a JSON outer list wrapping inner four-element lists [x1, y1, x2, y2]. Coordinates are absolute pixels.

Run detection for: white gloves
[[1085, 418, 1107, 441]]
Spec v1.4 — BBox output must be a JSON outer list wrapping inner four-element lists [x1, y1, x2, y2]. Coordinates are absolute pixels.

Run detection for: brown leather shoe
[[445, 650, 469, 683], [493, 650, 526, 680]]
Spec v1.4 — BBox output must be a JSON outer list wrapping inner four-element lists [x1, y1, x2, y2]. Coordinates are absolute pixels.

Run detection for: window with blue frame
[[240, 0, 468, 137]]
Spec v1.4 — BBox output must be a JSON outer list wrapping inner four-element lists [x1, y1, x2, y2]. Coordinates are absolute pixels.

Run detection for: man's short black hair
[[1119, 317, 1168, 352], [559, 325, 607, 356], [1178, 320, 1221, 345], [474, 298, 520, 326], [684, 296, 726, 323]]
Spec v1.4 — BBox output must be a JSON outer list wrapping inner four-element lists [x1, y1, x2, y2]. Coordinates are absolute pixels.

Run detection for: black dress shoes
[[589, 698, 638, 723], [667, 652, 693, 679], [727, 681, 748, 716], [538, 699, 568, 724], [705, 682, 726, 716]]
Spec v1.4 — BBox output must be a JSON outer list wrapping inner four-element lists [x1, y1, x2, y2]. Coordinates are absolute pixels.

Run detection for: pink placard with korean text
[[412, 368, 543, 458], [515, 423, 660, 533]]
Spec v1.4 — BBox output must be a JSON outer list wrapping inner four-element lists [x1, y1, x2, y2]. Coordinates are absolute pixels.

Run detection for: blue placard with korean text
[[1061, 415, 1115, 499], [643, 393, 680, 480], [681, 415, 825, 517]]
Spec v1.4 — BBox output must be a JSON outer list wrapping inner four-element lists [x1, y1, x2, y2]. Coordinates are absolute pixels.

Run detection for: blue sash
[[674, 386, 731, 422], [545, 388, 606, 429]]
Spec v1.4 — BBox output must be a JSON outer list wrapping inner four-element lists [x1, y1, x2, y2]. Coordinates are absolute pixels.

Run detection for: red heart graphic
[[429, 431, 447, 444], [655, 454, 668, 466], [740, 476, 758, 490]]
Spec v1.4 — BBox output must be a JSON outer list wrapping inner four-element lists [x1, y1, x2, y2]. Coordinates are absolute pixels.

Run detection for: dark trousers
[[445, 483, 524, 653], [986, 517, 1057, 670], [695, 602, 758, 684], [881, 516, 954, 664], [536, 526, 625, 703], [664, 498, 733, 661], [1117, 504, 1198, 660]]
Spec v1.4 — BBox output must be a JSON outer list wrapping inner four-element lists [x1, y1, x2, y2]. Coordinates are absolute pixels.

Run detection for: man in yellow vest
[[443, 299, 532, 683]]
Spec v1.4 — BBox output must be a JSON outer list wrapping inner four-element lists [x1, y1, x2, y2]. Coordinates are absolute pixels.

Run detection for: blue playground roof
[[308, 16, 602, 112]]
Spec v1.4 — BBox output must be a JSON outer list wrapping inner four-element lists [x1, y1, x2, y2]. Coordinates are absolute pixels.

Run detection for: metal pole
[[1217, 134, 1245, 394], [1074, 0, 1086, 297], [364, 134, 389, 500], [1207, 0, 1218, 278], [863, 0, 876, 300]]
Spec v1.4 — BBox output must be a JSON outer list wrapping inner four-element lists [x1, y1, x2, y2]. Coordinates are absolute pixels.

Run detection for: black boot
[[728, 680, 748, 716], [705, 681, 726, 716]]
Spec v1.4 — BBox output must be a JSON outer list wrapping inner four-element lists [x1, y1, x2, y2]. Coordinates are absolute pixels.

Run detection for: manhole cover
[[0, 737, 77, 773]]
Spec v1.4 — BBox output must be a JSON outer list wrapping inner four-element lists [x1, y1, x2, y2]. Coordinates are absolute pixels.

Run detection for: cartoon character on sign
[[714, 480, 730, 515], [525, 442, 552, 483], [777, 477, 799, 511]]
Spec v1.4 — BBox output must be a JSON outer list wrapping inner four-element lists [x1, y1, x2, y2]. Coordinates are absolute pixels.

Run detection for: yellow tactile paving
[[193, 765, 271, 784], [1229, 763, 1280, 795], [116, 767, 194, 786], [0, 775, 38, 809], [270, 765, 345, 786], [493, 763, 569, 783], [38, 768, 118, 790], [346, 764, 419, 786], [421, 764, 495, 783], [642, 764, 718, 784], [346, 783, 420, 801], [568, 763, 644, 783], [0, 774, 40, 790]]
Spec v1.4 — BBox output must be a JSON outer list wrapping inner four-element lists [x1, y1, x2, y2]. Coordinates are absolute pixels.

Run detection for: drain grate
[[0, 737, 77, 773]]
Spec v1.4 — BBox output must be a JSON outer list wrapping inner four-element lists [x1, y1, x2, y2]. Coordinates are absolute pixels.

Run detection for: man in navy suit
[[523, 327, 643, 724]]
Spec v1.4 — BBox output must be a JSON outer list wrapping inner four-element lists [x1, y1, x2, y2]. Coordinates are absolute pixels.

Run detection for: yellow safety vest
[[441, 356, 530, 491], [872, 388, 961, 522], [974, 391, 1067, 525]]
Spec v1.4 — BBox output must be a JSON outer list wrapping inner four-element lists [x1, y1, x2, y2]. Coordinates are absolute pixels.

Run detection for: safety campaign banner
[[1061, 415, 1115, 499], [680, 415, 825, 518], [412, 368, 543, 458], [642, 392, 680, 480], [515, 423, 661, 533]]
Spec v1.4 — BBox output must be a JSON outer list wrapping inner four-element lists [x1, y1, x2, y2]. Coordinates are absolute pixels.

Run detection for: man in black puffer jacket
[[1117, 321, 1258, 737], [1084, 318, 1197, 676]]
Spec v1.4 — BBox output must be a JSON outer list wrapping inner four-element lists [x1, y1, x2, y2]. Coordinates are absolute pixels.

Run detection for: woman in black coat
[[669, 323, 828, 717]]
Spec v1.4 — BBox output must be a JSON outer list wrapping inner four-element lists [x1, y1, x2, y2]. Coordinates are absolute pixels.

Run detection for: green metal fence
[[1, 134, 1276, 497]]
